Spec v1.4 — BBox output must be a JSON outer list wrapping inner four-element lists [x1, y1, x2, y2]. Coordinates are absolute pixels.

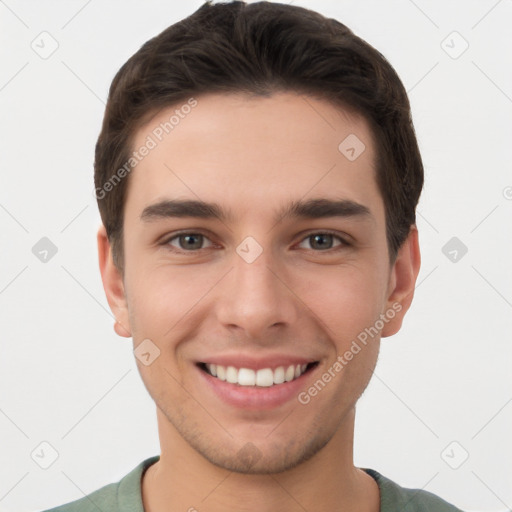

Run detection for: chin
[[187, 429, 332, 475]]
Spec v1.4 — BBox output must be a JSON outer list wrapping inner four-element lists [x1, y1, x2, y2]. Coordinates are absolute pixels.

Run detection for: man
[[45, 1, 462, 510]]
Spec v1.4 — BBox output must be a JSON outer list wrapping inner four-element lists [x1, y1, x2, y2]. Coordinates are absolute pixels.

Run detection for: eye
[[297, 232, 347, 251], [167, 233, 214, 251]]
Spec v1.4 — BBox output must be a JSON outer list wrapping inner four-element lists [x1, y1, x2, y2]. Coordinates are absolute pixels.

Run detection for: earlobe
[[114, 320, 132, 337], [97, 225, 132, 338], [381, 226, 421, 338]]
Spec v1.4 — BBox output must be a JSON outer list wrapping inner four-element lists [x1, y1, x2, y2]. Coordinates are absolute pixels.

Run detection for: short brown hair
[[94, 0, 423, 271]]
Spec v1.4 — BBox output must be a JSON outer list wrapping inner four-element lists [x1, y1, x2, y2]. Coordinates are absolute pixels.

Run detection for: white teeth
[[204, 363, 310, 387], [226, 366, 238, 384], [273, 366, 285, 384], [216, 365, 226, 381], [256, 368, 274, 387], [238, 368, 256, 386]]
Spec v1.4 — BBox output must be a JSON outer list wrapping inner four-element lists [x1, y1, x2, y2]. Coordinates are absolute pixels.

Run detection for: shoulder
[[364, 468, 464, 512], [40, 456, 160, 512]]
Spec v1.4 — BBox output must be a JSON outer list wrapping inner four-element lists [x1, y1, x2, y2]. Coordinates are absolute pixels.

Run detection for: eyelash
[[161, 230, 351, 254]]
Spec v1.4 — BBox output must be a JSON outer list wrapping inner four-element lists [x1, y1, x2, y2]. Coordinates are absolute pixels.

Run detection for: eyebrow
[[140, 198, 372, 224]]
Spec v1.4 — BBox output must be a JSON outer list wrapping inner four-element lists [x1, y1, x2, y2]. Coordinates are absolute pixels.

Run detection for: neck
[[142, 407, 380, 512]]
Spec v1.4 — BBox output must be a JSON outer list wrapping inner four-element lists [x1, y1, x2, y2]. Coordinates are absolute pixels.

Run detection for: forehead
[[125, 92, 383, 224]]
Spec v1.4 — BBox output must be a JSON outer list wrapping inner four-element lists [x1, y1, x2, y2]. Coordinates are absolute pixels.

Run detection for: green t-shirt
[[41, 456, 463, 512]]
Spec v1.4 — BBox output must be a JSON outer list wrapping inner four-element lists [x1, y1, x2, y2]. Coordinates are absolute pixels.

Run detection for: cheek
[[125, 263, 221, 340], [292, 265, 385, 342]]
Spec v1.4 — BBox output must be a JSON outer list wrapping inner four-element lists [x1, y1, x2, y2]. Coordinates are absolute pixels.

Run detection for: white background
[[1, 1, 511, 511]]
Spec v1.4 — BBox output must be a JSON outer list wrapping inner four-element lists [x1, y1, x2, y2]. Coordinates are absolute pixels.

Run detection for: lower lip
[[197, 365, 316, 410]]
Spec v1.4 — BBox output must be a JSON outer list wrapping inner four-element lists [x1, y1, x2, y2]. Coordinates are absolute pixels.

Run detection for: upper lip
[[198, 354, 319, 370]]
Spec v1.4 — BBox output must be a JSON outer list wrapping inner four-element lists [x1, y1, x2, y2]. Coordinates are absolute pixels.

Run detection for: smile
[[199, 362, 317, 387]]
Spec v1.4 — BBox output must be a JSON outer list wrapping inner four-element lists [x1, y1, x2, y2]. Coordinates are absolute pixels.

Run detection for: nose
[[214, 246, 300, 342]]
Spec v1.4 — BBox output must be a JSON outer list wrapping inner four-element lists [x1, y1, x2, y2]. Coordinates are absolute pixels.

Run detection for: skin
[[98, 92, 420, 512]]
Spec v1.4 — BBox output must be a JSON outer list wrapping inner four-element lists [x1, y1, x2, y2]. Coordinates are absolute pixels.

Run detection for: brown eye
[[168, 233, 212, 251], [310, 234, 333, 250], [298, 233, 346, 251]]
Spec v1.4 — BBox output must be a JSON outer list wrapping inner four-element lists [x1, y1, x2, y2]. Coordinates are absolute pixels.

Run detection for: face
[[99, 92, 419, 474]]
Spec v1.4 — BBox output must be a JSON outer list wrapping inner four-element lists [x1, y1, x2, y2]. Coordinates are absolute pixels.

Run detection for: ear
[[97, 225, 132, 338], [381, 225, 421, 338]]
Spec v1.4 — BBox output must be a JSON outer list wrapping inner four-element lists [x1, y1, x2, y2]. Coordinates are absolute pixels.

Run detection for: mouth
[[198, 361, 319, 387]]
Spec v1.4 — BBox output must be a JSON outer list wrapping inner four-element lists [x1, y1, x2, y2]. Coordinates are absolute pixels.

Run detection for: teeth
[[226, 366, 238, 384], [273, 366, 285, 384], [216, 365, 226, 381], [204, 363, 310, 387], [256, 368, 273, 387], [238, 368, 255, 386]]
